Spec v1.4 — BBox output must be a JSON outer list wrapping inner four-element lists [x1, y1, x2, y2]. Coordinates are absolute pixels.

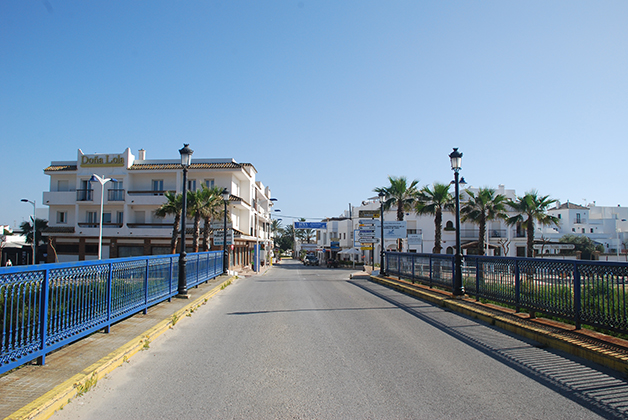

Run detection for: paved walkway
[[0, 269, 248, 420]]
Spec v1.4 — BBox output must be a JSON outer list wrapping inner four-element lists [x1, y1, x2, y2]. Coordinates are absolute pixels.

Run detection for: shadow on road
[[349, 278, 628, 420]]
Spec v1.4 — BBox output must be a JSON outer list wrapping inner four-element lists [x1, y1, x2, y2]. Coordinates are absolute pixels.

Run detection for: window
[[152, 180, 164, 195], [103, 212, 112, 224], [87, 211, 98, 226], [582, 228, 585, 233], [109, 180, 124, 201], [57, 180, 69, 191], [135, 211, 145, 224], [57, 211, 67, 224], [516, 246, 526, 257], [576, 213, 582, 224], [590, 228, 594, 233], [117, 211, 124, 224], [204, 179, 214, 188], [188, 179, 196, 191]]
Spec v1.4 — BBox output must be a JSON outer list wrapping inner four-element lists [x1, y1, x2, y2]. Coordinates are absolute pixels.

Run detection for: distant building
[[43, 148, 274, 269]]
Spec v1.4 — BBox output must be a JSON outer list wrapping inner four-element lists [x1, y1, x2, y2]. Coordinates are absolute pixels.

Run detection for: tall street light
[[89, 174, 118, 260], [222, 188, 230, 274], [178, 144, 193, 297], [20, 199, 36, 265], [449, 147, 465, 296], [379, 191, 386, 276]]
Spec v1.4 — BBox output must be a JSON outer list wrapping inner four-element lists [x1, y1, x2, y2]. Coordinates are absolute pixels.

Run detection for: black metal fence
[[384, 252, 628, 334]]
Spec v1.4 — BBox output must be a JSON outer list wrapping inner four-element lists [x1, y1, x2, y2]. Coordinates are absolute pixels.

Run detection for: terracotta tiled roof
[[129, 162, 255, 171], [44, 165, 78, 172], [555, 202, 589, 210]]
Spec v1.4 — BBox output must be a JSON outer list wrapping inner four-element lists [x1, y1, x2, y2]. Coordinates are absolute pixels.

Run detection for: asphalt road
[[52, 260, 628, 419]]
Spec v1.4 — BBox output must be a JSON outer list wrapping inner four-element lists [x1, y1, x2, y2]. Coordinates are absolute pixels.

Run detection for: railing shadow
[[349, 278, 628, 419]]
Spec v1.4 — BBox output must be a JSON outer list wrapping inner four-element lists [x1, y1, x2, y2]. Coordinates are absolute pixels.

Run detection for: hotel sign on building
[[43, 147, 274, 270]]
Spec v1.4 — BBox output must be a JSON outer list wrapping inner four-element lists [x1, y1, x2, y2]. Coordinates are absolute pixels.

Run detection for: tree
[[20, 218, 48, 247], [196, 186, 226, 251], [374, 176, 420, 251], [506, 191, 560, 258], [559, 234, 604, 260], [155, 191, 183, 254], [415, 183, 453, 254], [460, 188, 508, 255]]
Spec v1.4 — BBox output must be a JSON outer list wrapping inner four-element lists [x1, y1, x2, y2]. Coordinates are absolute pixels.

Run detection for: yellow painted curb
[[370, 275, 628, 375], [6, 276, 235, 420]]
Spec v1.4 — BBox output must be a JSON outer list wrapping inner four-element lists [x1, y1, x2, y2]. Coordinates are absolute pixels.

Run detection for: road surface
[[52, 260, 628, 419]]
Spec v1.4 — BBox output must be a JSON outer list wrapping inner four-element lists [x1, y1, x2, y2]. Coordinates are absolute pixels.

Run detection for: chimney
[[138, 149, 146, 160]]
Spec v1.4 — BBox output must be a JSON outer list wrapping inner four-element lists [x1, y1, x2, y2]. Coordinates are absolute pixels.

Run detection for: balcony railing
[[108, 189, 125, 201], [76, 189, 94, 201], [127, 190, 175, 196], [77, 222, 124, 228]]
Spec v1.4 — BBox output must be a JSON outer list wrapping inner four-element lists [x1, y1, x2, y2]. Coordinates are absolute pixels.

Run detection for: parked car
[[303, 255, 319, 266]]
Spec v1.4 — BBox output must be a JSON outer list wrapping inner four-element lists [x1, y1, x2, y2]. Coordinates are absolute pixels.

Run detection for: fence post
[[475, 257, 480, 302], [37, 267, 50, 365], [398, 253, 402, 280], [168, 257, 174, 302], [573, 261, 582, 330], [411, 254, 415, 283], [105, 262, 113, 333], [143, 258, 149, 315], [429, 256, 433, 288], [452, 257, 456, 293], [515, 259, 520, 313]]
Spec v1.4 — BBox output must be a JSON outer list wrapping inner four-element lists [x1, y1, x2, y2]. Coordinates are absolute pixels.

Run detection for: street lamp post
[[449, 147, 465, 296], [89, 175, 118, 260], [20, 199, 36, 264], [379, 191, 386, 276], [222, 188, 230, 274], [178, 144, 194, 297]]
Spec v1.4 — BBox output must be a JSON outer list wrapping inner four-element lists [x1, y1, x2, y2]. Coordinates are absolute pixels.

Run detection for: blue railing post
[[429, 256, 433, 288], [475, 257, 480, 302], [37, 267, 50, 365], [574, 261, 582, 330], [411, 253, 415, 283], [515, 259, 521, 313], [105, 261, 113, 333], [143, 259, 149, 314]]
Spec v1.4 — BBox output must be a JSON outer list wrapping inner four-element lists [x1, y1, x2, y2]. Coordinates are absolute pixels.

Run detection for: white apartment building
[[316, 185, 627, 262], [43, 148, 274, 267]]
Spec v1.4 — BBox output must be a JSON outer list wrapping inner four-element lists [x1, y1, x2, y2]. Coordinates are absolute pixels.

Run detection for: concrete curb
[[6, 276, 236, 420], [369, 274, 628, 375]]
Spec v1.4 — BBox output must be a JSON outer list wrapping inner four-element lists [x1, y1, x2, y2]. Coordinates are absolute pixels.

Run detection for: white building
[[43, 148, 274, 268]]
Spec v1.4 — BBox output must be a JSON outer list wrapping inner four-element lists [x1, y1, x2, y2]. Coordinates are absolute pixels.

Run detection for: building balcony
[[126, 190, 173, 206], [77, 222, 124, 228], [107, 189, 125, 201], [77, 189, 94, 202], [43, 191, 79, 206]]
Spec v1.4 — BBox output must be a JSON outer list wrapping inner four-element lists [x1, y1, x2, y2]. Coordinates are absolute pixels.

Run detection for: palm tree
[[461, 188, 508, 255], [20, 218, 48, 247], [374, 176, 420, 251], [155, 191, 183, 254], [415, 183, 453, 254], [198, 186, 226, 251], [506, 191, 560, 258]]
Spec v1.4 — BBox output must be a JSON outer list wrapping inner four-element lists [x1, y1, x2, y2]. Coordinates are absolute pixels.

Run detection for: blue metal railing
[[384, 251, 628, 334], [0, 251, 222, 375]]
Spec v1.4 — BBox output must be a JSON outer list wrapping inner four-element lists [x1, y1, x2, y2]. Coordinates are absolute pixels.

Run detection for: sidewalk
[[369, 273, 628, 375], [0, 273, 238, 420]]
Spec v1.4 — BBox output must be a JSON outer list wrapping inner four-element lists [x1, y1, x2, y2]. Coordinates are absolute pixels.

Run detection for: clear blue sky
[[1, 1, 627, 228]]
